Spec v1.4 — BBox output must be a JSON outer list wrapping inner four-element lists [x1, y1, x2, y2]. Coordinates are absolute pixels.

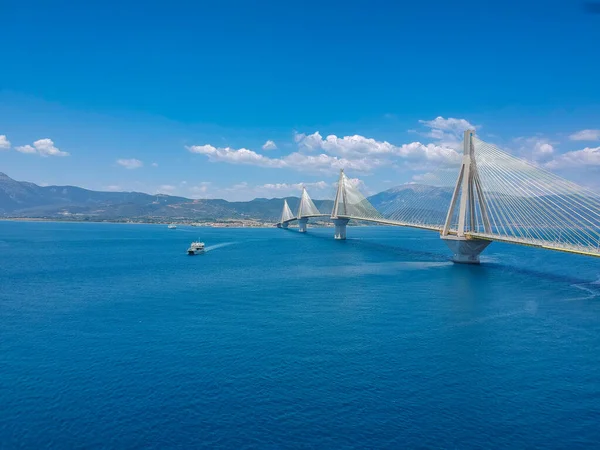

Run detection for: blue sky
[[1, 0, 599, 200]]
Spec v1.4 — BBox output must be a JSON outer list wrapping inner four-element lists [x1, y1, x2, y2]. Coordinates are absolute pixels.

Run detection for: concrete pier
[[333, 218, 350, 240], [442, 236, 490, 264], [298, 218, 308, 233]]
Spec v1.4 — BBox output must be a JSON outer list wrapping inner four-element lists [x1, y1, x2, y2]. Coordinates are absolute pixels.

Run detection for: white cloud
[[569, 129, 600, 141], [418, 116, 477, 149], [0, 135, 10, 149], [188, 144, 286, 168], [412, 172, 441, 184], [189, 126, 463, 175], [189, 182, 212, 197], [294, 132, 461, 168], [117, 158, 143, 169], [546, 146, 600, 169], [184, 177, 366, 202], [262, 140, 277, 150], [33, 139, 69, 157], [105, 185, 122, 192], [151, 162, 158, 167], [419, 116, 477, 133], [222, 180, 337, 200], [284, 151, 380, 173], [345, 177, 367, 191], [187, 142, 379, 174], [258, 181, 329, 191], [157, 184, 176, 194], [295, 131, 326, 150], [15, 144, 37, 154], [514, 136, 556, 162], [15, 138, 69, 157]]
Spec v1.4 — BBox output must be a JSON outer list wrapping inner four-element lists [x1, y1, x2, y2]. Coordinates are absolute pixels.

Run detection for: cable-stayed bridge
[[277, 187, 329, 232], [276, 130, 600, 263]]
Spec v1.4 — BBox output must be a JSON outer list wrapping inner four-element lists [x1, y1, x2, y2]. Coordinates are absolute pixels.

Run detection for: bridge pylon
[[277, 199, 294, 228], [331, 169, 349, 239], [441, 130, 491, 263], [296, 187, 320, 232]]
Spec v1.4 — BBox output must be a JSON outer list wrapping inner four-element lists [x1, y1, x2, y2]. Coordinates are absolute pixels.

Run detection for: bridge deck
[[467, 232, 600, 258], [276, 214, 600, 258], [334, 215, 443, 233], [277, 214, 330, 225]]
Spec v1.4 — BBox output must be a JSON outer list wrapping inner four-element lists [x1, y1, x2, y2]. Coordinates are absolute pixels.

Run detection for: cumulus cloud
[[262, 140, 277, 150], [545, 146, 600, 169], [284, 151, 380, 173], [569, 129, 600, 141], [105, 185, 122, 192], [151, 162, 159, 167], [15, 145, 37, 154], [294, 132, 461, 170], [187, 142, 381, 174], [294, 131, 327, 150], [344, 177, 367, 191], [257, 181, 329, 191], [418, 116, 477, 149], [34, 139, 69, 157], [117, 158, 143, 169], [188, 131, 461, 175], [0, 135, 10, 149], [188, 144, 287, 168], [514, 136, 556, 162], [419, 116, 477, 133], [15, 139, 69, 157], [235, 180, 338, 199]]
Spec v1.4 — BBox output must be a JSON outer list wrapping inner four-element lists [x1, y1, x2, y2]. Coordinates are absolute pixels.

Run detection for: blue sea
[[1, 221, 600, 448]]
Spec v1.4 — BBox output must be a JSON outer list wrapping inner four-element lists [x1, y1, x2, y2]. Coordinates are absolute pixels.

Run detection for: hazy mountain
[[0, 172, 333, 221], [0, 173, 461, 222], [368, 183, 454, 213]]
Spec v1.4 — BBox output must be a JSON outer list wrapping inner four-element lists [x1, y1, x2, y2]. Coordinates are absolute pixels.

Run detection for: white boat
[[187, 241, 205, 255], [168, 224, 177, 229]]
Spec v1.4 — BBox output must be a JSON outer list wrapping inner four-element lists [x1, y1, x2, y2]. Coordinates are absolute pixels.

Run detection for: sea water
[[1, 221, 599, 448]]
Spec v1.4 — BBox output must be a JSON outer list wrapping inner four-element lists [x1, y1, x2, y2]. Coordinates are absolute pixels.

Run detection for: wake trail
[[560, 283, 600, 302], [204, 242, 238, 252]]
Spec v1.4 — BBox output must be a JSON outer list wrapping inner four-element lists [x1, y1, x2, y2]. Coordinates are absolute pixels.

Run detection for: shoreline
[[0, 217, 277, 227]]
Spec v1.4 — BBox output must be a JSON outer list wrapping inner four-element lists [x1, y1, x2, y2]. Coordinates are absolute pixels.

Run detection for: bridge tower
[[297, 187, 310, 232], [441, 130, 492, 263], [277, 199, 294, 228], [331, 169, 350, 239]]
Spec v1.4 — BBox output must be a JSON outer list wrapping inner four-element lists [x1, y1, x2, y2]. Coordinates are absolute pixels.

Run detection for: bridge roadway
[[278, 213, 330, 226], [278, 214, 600, 259], [278, 214, 441, 231]]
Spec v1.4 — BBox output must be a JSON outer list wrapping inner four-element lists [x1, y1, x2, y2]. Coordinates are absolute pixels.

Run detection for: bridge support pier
[[442, 236, 491, 264], [298, 218, 308, 233], [280, 222, 289, 229], [333, 218, 349, 240]]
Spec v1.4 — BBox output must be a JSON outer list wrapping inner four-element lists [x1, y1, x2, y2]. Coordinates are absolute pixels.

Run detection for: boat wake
[[562, 282, 600, 302], [203, 242, 237, 252]]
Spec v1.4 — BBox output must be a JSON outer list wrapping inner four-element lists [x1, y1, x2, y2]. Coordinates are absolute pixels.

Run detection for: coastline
[[0, 217, 276, 227]]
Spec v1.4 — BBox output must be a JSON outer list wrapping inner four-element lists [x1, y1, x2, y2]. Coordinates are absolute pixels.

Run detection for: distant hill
[[0, 172, 333, 221], [368, 183, 453, 211], [0, 172, 461, 222]]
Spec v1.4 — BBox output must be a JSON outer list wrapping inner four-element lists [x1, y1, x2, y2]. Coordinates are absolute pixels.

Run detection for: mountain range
[[0, 172, 451, 222]]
